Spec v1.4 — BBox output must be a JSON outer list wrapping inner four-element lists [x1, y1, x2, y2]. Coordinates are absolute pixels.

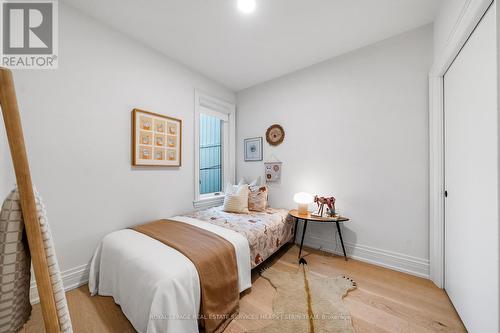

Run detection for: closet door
[[444, 4, 498, 332]]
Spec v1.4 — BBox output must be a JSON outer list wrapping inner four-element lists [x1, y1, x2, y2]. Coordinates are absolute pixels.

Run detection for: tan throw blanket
[[132, 219, 239, 333]]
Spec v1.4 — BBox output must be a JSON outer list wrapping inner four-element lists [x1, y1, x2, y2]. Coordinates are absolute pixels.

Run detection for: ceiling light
[[238, 0, 256, 14]]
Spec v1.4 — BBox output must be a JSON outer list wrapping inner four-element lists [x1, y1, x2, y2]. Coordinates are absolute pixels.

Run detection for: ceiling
[[63, 0, 439, 91]]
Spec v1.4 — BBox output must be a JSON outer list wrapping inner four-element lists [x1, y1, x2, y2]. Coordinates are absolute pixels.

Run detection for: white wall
[[0, 3, 235, 272], [236, 26, 433, 277], [0, 117, 11, 200]]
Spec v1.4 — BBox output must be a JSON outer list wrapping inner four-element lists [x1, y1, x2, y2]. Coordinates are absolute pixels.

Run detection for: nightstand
[[289, 209, 350, 261]]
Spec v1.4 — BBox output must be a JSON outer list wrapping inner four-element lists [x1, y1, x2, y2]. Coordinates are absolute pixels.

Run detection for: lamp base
[[297, 203, 308, 215]]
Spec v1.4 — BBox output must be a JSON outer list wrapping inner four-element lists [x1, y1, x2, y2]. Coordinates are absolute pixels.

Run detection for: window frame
[[193, 90, 235, 208]]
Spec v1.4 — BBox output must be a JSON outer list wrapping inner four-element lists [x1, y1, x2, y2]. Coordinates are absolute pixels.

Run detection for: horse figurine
[[314, 195, 336, 216]]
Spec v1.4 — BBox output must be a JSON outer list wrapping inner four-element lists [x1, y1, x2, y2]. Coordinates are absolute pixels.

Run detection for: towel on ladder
[[0, 188, 31, 332], [0, 188, 73, 333]]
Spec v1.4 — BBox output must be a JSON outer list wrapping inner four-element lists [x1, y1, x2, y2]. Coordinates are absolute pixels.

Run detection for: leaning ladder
[[0, 67, 62, 332]]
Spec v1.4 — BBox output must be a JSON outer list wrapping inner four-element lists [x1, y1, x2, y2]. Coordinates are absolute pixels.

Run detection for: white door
[[444, 4, 499, 332]]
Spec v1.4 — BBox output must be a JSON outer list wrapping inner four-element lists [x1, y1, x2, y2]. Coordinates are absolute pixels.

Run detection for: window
[[200, 113, 223, 195], [194, 91, 235, 208]]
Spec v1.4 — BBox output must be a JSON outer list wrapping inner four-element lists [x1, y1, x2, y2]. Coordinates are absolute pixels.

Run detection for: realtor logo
[[0, 0, 58, 69]]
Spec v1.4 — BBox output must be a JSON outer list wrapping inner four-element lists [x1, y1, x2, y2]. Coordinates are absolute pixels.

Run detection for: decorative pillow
[[238, 177, 261, 187], [248, 185, 268, 212], [223, 184, 250, 214]]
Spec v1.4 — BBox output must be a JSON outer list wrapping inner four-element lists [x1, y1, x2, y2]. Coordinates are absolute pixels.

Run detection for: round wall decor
[[266, 124, 285, 146]]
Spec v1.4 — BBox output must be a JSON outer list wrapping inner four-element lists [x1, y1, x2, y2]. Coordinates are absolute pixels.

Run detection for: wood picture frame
[[132, 109, 182, 167]]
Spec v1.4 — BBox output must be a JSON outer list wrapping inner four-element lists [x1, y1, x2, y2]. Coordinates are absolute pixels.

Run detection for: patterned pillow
[[223, 184, 250, 214], [248, 185, 268, 212]]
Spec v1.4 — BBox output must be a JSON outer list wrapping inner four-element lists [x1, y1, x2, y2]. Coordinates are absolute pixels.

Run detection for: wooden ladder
[[0, 67, 61, 332]]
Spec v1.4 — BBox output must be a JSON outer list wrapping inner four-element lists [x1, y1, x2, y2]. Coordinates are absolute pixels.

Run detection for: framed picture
[[244, 137, 263, 161], [132, 108, 182, 166]]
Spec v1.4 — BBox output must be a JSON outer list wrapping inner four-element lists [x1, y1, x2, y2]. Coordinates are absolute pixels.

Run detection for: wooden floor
[[22, 245, 466, 332]]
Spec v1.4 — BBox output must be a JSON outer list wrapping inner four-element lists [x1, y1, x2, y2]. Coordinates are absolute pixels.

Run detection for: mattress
[[185, 206, 294, 267]]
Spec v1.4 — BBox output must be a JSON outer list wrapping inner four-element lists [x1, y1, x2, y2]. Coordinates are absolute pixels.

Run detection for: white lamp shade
[[293, 192, 313, 204]]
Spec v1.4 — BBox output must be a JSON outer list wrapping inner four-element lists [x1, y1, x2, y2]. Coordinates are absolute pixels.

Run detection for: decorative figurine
[[314, 195, 336, 217]]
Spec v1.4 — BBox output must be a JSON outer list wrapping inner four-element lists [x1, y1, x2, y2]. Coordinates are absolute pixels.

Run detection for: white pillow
[[238, 176, 261, 187], [223, 184, 250, 213]]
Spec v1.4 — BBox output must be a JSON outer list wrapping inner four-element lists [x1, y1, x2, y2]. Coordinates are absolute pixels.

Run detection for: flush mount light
[[238, 0, 256, 14]]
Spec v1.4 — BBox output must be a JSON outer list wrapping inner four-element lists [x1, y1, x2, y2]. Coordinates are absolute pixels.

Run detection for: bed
[[185, 206, 294, 267], [88, 206, 294, 333]]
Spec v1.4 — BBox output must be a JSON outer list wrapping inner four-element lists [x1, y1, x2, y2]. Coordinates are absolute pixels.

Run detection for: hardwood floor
[[22, 245, 466, 332]]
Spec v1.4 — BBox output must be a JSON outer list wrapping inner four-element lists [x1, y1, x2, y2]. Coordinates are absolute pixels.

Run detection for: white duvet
[[88, 216, 252, 333]]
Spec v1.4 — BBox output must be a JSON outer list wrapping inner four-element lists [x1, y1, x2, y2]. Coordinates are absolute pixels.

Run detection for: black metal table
[[289, 209, 350, 261]]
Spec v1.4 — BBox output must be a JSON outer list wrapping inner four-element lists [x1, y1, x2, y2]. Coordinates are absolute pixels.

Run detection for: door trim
[[429, 0, 493, 288]]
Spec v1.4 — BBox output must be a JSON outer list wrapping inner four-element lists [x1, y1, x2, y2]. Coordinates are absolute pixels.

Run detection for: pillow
[[238, 176, 261, 187], [248, 185, 268, 212], [223, 184, 250, 213]]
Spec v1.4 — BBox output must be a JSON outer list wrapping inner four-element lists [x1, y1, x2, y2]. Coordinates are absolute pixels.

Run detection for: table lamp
[[293, 192, 313, 215]]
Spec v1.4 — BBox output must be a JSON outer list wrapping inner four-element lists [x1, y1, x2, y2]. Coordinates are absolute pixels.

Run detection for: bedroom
[[0, 0, 498, 332]]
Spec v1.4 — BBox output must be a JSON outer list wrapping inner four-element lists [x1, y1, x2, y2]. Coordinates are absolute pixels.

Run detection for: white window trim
[[193, 90, 235, 208]]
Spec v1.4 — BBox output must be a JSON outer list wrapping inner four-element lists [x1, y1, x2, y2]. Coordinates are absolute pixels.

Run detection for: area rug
[[253, 263, 357, 333]]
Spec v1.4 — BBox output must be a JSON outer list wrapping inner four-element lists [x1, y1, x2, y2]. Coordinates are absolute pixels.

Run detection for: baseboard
[[30, 263, 90, 304], [304, 235, 430, 279]]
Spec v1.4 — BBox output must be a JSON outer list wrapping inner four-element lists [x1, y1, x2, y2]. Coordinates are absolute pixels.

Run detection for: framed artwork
[[132, 108, 182, 166], [244, 137, 263, 161]]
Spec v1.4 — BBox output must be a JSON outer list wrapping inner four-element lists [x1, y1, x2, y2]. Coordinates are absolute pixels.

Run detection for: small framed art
[[132, 109, 182, 166], [244, 137, 263, 161]]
